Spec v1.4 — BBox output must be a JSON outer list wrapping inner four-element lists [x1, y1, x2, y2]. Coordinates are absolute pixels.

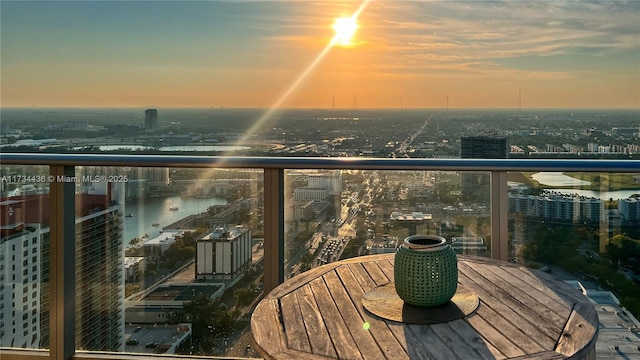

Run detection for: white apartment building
[[1, 188, 125, 351], [196, 226, 251, 281], [0, 221, 44, 348], [508, 192, 603, 223], [619, 197, 640, 222]]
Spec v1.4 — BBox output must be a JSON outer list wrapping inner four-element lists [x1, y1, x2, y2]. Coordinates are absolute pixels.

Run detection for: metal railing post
[[49, 166, 75, 360], [263, 168, 284, 293], [491, 171, 509, 261]]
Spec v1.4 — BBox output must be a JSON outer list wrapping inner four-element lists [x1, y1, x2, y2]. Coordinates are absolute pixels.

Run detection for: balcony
[[1, 153, 639, 360]]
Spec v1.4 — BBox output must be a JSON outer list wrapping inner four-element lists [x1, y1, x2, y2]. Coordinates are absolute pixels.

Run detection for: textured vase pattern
[[394, 235, 458, 307]]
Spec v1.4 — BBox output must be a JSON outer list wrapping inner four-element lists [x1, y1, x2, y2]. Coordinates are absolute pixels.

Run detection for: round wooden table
[[251, 254, 598, 359]]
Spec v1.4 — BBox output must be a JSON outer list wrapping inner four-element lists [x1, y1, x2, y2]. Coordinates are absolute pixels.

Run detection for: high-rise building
[[460, 134, 508, 200], [144, 109, 158, 129], [0, 196, 48, 349], [508, 192, 603, 223], [619, 197, 640, 223], [460, 134, 509, 159], [0, 188, 124, 351]]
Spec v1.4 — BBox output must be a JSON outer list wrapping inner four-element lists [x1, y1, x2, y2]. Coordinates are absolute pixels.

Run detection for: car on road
[[126, 339, 139, 345]]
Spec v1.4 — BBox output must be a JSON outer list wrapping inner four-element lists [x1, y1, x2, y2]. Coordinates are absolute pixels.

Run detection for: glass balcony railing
[[1, 153, 639, 359]]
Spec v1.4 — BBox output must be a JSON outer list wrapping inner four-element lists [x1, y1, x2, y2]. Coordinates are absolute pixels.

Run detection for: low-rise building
[[196, 226, 251, 282]]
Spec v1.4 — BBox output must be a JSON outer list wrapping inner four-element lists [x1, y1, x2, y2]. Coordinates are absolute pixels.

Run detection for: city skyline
[[1, 1, 639, 109]]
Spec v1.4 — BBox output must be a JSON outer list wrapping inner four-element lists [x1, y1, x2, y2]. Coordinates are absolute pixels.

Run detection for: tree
[[146, 262, 157, 276], [169, 294, 234, 355], [606, 234, 640, 265], [234, 287, 256, 307]]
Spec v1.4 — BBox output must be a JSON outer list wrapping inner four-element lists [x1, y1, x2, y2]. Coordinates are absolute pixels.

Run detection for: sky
[[1, 0, 639, 109]]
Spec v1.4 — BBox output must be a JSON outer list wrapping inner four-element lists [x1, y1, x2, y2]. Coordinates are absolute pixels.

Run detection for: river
[[122, 195, 227, 246], [532, 172, 640, 200]]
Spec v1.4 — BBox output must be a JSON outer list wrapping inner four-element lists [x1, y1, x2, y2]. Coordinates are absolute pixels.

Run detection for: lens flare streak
[[236, 0, 372, 147]]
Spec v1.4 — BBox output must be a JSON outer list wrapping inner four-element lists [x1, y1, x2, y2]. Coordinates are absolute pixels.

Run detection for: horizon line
[[2, 106, 638, 111]]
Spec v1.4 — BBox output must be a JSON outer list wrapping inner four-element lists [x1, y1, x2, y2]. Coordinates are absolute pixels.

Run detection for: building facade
[[144, 109, 158, 129], [461, 134, 509, 159], [460, 134, 508, 200], [619, 197, 640, 223], [508, 192, 603, 223], [196, 226, 251, 281], [0, 190, 124, 351]]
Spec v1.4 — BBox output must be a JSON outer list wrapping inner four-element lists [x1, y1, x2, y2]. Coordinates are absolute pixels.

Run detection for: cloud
[[338, 0, 639, 79]]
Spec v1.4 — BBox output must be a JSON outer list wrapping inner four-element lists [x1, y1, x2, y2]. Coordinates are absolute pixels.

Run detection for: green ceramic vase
[[394, 235, 458, 307]]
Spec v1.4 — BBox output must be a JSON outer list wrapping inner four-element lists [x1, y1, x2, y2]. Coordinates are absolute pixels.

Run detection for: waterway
[[122, 195, 227, 246], [532, 172, 591, 187], [532, 172, 640, 200], [73, 145, 250, 152]]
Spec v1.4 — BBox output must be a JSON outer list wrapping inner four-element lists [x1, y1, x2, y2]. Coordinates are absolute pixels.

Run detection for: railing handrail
[[1, 151, 639, 359], [1, 153, 639, 172]]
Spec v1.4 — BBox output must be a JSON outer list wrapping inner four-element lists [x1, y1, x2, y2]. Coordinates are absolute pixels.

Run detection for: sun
[[332, 16, 358, 47]]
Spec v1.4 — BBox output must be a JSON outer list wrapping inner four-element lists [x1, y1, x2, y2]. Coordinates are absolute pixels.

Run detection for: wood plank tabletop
[[251, 254, 598, 360]]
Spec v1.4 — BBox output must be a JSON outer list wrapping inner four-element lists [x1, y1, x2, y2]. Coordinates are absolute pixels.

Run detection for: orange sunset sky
[[1, 0, 639, 109]]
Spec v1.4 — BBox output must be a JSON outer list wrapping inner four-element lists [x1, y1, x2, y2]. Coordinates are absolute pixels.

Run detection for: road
[[393, 115, 431, 157], [225, 325, 260, 358]]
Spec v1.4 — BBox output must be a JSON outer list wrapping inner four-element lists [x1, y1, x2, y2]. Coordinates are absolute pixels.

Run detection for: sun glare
[[333, 16, 358, 47]]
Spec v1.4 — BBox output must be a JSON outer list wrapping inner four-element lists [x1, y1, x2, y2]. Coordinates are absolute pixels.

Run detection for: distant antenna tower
[[447, 94, 449, 112], [332, 95, 335, 111], [401, 96, 404, 111], [519, 88, 522, 112]]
